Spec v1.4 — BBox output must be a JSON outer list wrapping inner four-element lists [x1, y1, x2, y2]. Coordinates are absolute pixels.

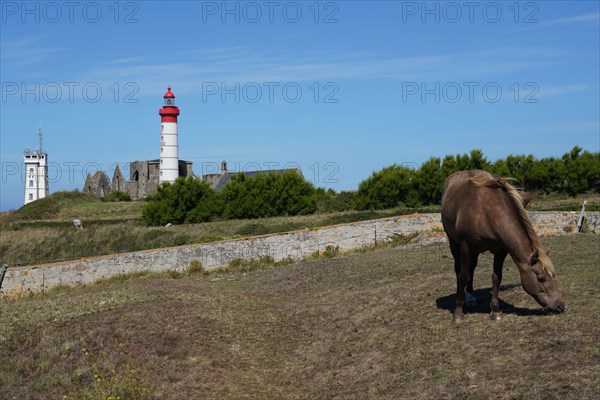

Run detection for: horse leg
[[453, 241, 471, 322], [465, 254, 478, 305], [490, 250, 507, 321], [449, 238, 461, 294], [449, 238, 466, 311]]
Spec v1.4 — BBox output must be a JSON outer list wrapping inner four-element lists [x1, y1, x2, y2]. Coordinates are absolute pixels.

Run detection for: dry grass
[[1, 234, 598, 399]]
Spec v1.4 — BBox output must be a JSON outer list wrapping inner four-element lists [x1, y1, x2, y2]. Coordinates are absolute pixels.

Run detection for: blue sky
[[1, 1, 599, 211]]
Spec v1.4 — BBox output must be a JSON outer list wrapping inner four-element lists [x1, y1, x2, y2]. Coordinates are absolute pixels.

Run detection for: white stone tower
[[23, 127, 49, 205], [159, 87, 180, 184]]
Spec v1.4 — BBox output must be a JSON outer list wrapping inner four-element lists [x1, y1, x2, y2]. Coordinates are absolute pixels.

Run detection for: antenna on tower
[[38, 124, 43, 154]]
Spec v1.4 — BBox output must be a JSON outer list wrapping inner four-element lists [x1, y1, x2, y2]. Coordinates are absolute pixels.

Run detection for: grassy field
[[1, 234, 598, 399]]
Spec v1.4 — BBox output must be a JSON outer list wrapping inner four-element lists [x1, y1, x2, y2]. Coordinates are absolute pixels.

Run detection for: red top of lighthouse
[[159, 87, 180, 123], [164, 87, 175, 99]]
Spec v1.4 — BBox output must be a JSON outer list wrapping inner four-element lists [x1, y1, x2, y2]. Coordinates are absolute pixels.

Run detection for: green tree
[[355, 165, 416, 210], [142, 177, 221, 226], [561, 146, 600, 194], [221, 172, 318, 219], [413, 157, 443, 205]]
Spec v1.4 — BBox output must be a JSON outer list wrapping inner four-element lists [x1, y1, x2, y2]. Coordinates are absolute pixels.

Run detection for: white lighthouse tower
[[23, 127, 49, 205], [159, 87, 180, 184]]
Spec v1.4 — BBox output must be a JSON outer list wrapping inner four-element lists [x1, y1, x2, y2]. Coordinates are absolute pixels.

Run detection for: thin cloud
[[538, 84, 591, 98], [544, 12, 600, 26], [101, 57, 146, 66], [0, 35, 64, 68], [75, 45, 566, 93]]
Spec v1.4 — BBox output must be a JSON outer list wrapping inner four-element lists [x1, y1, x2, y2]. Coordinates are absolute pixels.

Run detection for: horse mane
[[470, 171, 554, 274]]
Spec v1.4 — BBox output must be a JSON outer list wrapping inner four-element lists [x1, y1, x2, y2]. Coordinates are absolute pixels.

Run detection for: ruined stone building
[[84, 159, 305, 198], [83, 160, 193, 199]]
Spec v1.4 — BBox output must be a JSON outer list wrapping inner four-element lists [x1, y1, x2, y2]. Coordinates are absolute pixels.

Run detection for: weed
[[307, 250, 321, 260], [97, 272, 151, 286], [199, 235, 224, 243], [165, 270, 183, 279], [387, 233, 419, 247], [186, 260, 204, 275], [226, 256, 283, 273], [323, 245, 340, 258]]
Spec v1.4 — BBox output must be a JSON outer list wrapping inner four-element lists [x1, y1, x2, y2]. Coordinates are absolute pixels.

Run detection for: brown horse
[[441, 170, 566, 321]]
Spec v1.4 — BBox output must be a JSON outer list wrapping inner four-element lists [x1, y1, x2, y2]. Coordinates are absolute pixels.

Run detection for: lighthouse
[[23, 127, 49, 205], [159, 87, 180, 184]]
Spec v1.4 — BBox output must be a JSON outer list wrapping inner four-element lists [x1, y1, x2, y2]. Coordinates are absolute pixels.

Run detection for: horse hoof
[[452, 313, 465, 323], [489, 312, 503, 321]]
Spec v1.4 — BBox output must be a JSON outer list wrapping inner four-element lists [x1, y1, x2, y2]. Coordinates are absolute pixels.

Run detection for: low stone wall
[[1, 211, 597, 297]]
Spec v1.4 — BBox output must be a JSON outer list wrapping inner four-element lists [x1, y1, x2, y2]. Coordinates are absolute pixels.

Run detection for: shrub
[[316, 190, 356, 213], [187, 260, 204, 274], [358, 147, 599, 208], [102, 190, 131, 202], [355, 165, 417, 210], [221, 171, 318, 219], [142, 177, 222, 226]]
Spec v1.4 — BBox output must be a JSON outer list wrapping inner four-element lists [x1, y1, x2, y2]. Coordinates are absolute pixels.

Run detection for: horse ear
[[529, 249, 539, 265]]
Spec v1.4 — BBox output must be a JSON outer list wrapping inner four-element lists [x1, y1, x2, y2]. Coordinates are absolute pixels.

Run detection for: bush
[[142, 177, 222, 226], [102, 190, 131, 202], [355, 165, 417, 210], [357, 147, 599, 209], [221, 171, 318, 219], [316, 190, 356, 213]]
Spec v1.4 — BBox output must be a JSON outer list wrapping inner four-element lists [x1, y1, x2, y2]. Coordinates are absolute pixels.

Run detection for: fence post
[[0, 264, 8, 292], [576, 200, 588, 233], [374, 227, 377, 247]]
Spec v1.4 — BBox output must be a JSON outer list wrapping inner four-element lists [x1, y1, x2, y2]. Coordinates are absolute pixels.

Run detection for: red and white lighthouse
[[159, 87, 180, 183]]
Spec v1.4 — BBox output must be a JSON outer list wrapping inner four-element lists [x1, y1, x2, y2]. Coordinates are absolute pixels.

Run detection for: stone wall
[[1, 212, 598, 297]]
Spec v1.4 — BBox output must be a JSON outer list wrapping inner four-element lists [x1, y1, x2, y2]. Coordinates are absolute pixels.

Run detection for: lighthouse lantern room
[[159, 87, 180, 184]]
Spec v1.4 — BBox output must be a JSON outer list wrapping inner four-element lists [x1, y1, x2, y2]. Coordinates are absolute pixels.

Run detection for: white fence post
[[576, 200, 588, 233]]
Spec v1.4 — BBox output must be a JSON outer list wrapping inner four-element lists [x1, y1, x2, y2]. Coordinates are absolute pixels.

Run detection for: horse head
[[518, 248, 566, 313]]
